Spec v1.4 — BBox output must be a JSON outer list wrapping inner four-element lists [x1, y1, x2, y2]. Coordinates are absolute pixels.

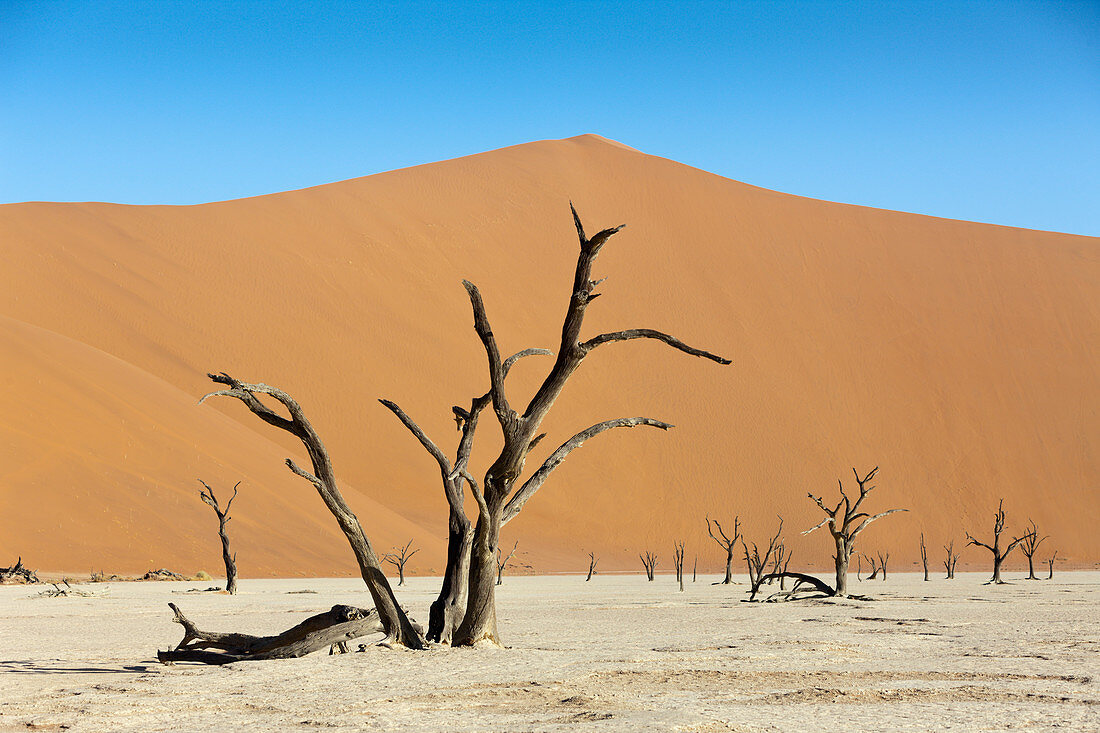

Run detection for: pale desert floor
[[1, 572, 1097, 732]]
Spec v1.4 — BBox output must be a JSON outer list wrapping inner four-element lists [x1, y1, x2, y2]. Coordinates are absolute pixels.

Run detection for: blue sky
[[2, 1, 1098, 235]]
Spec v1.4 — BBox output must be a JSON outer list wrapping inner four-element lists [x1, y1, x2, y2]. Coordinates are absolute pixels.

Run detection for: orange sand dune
[[1, 134, 1097, 576]]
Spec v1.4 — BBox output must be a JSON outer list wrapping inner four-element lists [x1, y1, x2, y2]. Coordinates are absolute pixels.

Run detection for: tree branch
[[581, 329, 731, 364]]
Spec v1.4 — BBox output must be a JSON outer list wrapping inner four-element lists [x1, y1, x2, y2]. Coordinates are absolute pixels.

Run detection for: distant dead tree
[[692, 556, 697, 583], [673, 541, 685, 592], [1018, 519, 1048, 580], [447, 204, 729, 646], [640, 551, 658, 581], [383, 541, 419, 586], [863, 553, 880, 580], [585, 552, 598, 581], [496, 541, 518, 586], [0, 557, 39, 584], [743, 517, 783, 599], [804, 467, 906, 597], [1046, 550, 1057, 579], [919, 533, 929, 581], [197, 479, 239, 595], [706, 515, 741, 584], [966, 498, 1033, 584], [856, 553, 864, 581], [876, 551, 889, 581], [198, 374, 425, 649], [943, 540, 960, 579]]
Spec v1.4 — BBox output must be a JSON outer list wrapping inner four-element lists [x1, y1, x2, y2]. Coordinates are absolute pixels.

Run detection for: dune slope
[[1, 134, 1096, 574]]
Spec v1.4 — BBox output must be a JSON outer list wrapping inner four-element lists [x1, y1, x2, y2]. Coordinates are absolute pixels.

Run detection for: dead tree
[[804, 466, 906, 597], [585, 552, 598, 581], [496, 541, 518, 586], [640, 551, 658, 581], [943, 540, 960, 579], [863, 553, 880, 580], [743, 517, 783, 598], [856, 553, 864, 581], [876, 551, 889, 581], [200, 374, 425, 649], [776, 546, 793, 590], [692, 556, 697, 583], [1046, 550, 1057, 579], [158, 602, 392, 664], [383, 540, 419, 586], [450, 204, 730, 646], [706, 515, 741, 584], [965, 498, 1033, 584], [197, 479, 239, 594], [919, 533, 929, 581], [378, 346, 549, 643], [1018, 519, 1047, 580], [673, 541, 685, 592], [0, 557, 39, 584]]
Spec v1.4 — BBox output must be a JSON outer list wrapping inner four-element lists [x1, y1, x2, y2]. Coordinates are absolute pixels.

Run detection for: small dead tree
[[496, 541, 518, 586], [943, 540, 960, 579], [877, 551, 889, 581], [200, 374, 424, 649], [1018, 519, 1047, 580], [743, 517, 783, 598], [673, 541, 685, 592], [585, 552, 598, 581], [0, 557, 39, 584], [965, 498, 1033, 584], [706, 515, 741, 585], [1046, 550, 1057, 579], [450, 204, 729, 646], [383, 541, 419, 586], [863, 553, 880, 580], [692, 556, 697, 583], [640, 551, 658, 581], [919, 533, 929, 581], [197, 479, 239, 594], [804, 466, 906, 597]]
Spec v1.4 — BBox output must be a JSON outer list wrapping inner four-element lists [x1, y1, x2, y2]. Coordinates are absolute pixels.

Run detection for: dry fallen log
[[144, 568, 188, 581], [1, 557, 39, 584], [157, 602, 400, 664], [749, 572, 835, 601]]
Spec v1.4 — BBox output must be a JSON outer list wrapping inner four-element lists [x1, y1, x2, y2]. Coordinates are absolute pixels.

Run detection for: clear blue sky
[[3, 1, 1098, 235]]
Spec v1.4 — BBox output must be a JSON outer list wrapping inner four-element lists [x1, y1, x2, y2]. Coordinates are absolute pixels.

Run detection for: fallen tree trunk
[[749, 572, 835, 601], [157, 603, 392, 664]]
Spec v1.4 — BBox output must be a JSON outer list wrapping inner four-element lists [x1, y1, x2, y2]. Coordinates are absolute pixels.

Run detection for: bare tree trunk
[[455, 488, 503, 645], [835, 540, 850, 596], [1047, 550, 1057, 579], [382, 540, 419, 586], [877, 551, 889, 581], [944, 540, 959, 579], [198, 480, 239, 594], [920, 532, 929, 581], [496, 540, 518, 586], [1018, 519, 1047, 580], [693, 556, 697, 583], [585, 552, 598, 581], [706, 516, 740, 585], [673, 541, 685, 592], [201, 374, 424, 649], [640, 551, 658, 581], [967, 498, 1033, 585]]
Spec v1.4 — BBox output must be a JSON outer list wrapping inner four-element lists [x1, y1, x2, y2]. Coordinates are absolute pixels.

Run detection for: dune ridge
[[1, 134, 1096, 575]]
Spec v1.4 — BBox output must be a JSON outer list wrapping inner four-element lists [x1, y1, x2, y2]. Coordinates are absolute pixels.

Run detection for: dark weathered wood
[[1017, 519, 1048, 580], [157, 602, 389, 664], [198, 480, 239, 594], [706, 515, 740, 585], [919, 533, 929, 581], [804, 466, 906, 597], [943, 540, 960, 579], [750, 572, 835, 601], [744, 517, 784, 598], [451, 204, 730, 647], [1046, 549, 1057, 579], [201, 374, 424, 649], [877, 551, 889, 581], [673, 540, 685, 592], [0, 557, 39, 584], [383, 540, 419, 586], [863, 553, 880, 580], [585, 552, 598, 581], [496, 540, 518, 586], [640, 551, 658, 581], [966, 498, 1033, 584]]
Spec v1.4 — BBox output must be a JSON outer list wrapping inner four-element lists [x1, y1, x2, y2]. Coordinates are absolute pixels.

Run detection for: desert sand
[[1, 573, 1097, 731], [0, 134, 1097, 576]]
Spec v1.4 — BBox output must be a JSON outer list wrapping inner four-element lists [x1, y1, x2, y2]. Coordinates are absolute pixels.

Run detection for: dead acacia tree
[[197, 479, 239, 594], [450, 204, 730, 646], [496, 540, 518, 586], [673, 541, 685, 592], [0, 557, 39, 584], [706, 515, 741, 584], [1017, 519, 1047, 580], [378, 346, 549, 643], [383, 540, 419, 586], [743, 517, 783, 599], [1046, 550, 1057, 579], [158, 602, 387, 664], [919, 533, 929, 581], [943, 540, 960, 579], [965, 498, 1033, 584], [640, 551, 658, 581], [692, 556, 697, 583], [585, 552, 598, 581], [804, 466, 906, 598], [876, 551, 889, 581], [863, 553, 880, 580], [198, 374, 425, 649]]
